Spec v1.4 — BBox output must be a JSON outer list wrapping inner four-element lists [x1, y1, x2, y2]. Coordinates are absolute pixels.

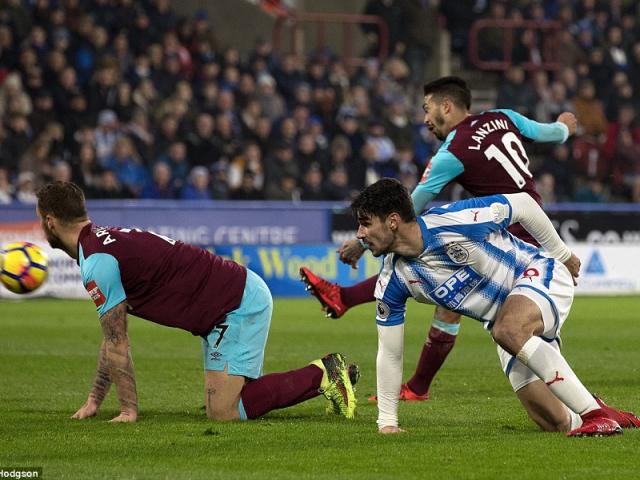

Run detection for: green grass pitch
[[1, 297, 639, 479]]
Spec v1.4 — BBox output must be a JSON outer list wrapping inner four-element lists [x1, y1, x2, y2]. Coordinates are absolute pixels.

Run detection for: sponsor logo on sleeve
[[86, 280, 106, 307], [376, 300, 390, 321], [419, 163, 432, 184], [446, 243, 470, 264]]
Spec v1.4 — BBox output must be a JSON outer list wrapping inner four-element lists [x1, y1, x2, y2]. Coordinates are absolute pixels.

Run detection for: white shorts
[[497, 256, 574, 392]]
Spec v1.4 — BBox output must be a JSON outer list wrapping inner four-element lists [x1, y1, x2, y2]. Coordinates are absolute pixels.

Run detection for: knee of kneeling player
[[206, 403, 239, 421]]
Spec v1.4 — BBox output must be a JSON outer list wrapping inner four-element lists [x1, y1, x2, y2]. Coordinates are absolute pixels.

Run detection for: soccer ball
[[0, 242, 49, 294]]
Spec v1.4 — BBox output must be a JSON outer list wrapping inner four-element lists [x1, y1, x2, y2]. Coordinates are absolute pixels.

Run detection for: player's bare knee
[[491, 315, 524, 353], [434, 306, 461, 324], [205, 403, 237, 421]]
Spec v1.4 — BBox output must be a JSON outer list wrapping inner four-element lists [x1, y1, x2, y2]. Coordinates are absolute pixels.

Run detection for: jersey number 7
[[483, 132, 533, 188]]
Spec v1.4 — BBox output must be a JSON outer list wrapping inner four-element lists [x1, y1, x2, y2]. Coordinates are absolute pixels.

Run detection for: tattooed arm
[[72, 302, 138, 422], [71, 340, 112, 420], [99, 301, 138, 422]]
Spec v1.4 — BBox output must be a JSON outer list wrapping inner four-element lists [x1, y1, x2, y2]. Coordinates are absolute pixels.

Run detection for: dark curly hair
[[423, 76, 471, 110], [351, 178, 415, 223]]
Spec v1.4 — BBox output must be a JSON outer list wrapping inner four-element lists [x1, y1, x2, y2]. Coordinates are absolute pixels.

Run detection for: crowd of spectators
[[0, 0, 639, 204], [440, 0, 640, 202]]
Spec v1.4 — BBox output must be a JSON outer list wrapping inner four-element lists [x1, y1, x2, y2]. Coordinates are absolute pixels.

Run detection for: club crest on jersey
[[522, 268, 540, 281], [86, 280, 106, 307], [376, 300, 390, 320], [446, 243, 470, 264]]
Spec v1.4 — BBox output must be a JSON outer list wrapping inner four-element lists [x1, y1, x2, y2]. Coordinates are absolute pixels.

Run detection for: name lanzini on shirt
[[467, 119, 510, 150]]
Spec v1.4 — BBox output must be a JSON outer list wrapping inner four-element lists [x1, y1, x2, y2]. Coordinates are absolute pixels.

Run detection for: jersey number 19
[[483, 132, 533, 188]]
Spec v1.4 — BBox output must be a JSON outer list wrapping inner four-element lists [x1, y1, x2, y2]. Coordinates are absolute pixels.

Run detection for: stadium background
[[1, 2, 640, 479], [1, 0, 639, 297]]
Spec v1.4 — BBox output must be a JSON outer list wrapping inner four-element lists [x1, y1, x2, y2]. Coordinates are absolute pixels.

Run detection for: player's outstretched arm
[[504, 193, 580, 284], [98, 302, 138, 422], [71, 340, 112, 420]]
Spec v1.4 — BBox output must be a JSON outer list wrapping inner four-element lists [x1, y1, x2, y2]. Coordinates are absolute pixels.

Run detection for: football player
[[36, 181, 358, 422], [353, 178, 640, 436], [301, 76, 577, 402]]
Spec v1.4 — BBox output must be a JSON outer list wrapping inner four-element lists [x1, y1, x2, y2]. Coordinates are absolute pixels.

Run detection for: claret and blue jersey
[[411, 109, 569, 246], [77, 223, 247, 336], [374, 194, 551, 327]]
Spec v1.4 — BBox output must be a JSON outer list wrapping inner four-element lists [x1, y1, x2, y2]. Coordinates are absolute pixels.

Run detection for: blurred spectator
[[536, 172, 557, 204], [180, 166, 212, 200], [4, 113, 33, 174], [140, 162, 176, 199], [323, 166, 351, 201], [51, 161, 73, 183], [186, 112, 220, 167], [228, 142, 264, 191], [573, 79, 608, 139], [300, 165, 326, 200], [266, 174, 299, 201], [604, 25, 628, 71], [124, 109, 155, 162], [365, 119, 395, 166], [273, 53, 303, 102], [156, 141, 190, 190], [535, 82, 574, 123], [210, 162, 230, 199], [0, 167, 13, 204], [574, 178, 607, 202], [105, 137, 148, 196], [496, 65, 536, 116], [95, 109, 122, 164], [256, 73, 286, 122], [297, 132, 327, 174], [71, 143, 102, 193], [30, 89, 55, 133], [230, 169, 264, 200], [264, 143, 299, 196], [88, 58, 120, 113], [383, 96, 412, 148], [92, 170, 128, 199], [15, 172, 37, 204]]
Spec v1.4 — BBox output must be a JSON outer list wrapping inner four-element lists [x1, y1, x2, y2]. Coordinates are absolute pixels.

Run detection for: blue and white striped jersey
[[374, 194, 550, 326]]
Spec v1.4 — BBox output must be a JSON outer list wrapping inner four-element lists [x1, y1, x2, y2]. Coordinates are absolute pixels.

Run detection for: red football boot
[[594, 396, 640, 429], [367, 383, 430, 402], [300, 267, 347, 318], [567, 408, 623, 437]]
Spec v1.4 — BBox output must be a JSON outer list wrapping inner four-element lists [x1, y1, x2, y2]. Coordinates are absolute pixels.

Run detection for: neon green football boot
[[310, 353, 358, 419]]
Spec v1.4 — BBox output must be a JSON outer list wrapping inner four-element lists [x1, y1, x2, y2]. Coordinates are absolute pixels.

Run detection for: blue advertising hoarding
[[210, 244, 382, 297]]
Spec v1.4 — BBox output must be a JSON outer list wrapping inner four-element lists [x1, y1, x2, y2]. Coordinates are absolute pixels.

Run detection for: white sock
[[516, 337, 599, 416], [568, 409, 583, 430]]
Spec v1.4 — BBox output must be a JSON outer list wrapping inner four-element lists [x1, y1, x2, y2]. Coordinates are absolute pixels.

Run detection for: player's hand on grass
[[109, 411, 137, 423], [71, 398, 99, 419], [557, 112, 577, 137], [337, 238, 366, 269], [563, 252, 581, 285], [378, 425, 405, 434]]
